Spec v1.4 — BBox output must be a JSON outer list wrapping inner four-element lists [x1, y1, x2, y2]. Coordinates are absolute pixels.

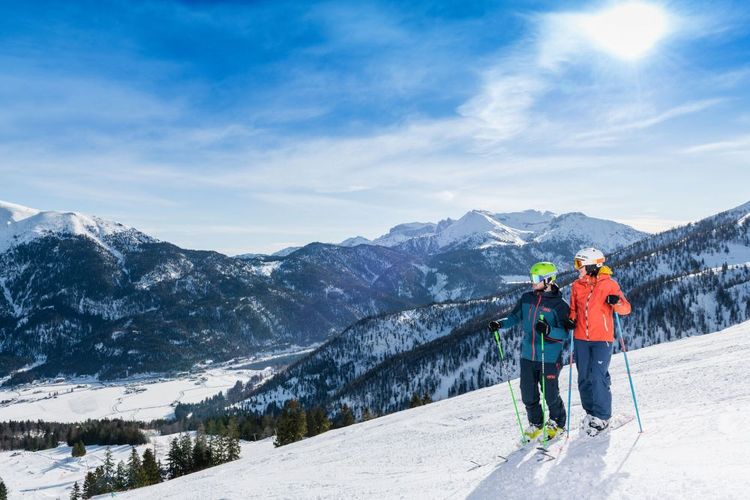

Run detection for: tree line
[[0, 419, 147, 452]]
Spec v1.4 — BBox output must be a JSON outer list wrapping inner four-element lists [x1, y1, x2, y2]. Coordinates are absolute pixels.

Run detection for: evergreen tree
[[274, 400, 307, 447], [71, 440, 86, 457], [82, 471, 97, 499], [421, 393, 432, 405], [192, 426, 211, 470], [224, 418, 241, 462], [306, 407, 331, 437], [336, 404, 355, 428], [409, 393, 423, 408], [141, 448, 162, 486], [179, 433, 194, 474], [209, 433, 225, 465], [101, 448, 115, 493], [69, 481, 81, 500], [113, 461, 127, 491], [127, 446, 144, 488], [0, 477, 6, 500], [361, 408, 373, 421], [166, 437, 182, 479]]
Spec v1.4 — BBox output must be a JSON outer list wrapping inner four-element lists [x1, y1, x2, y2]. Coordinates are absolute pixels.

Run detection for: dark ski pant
[[519, 357, 566, 428], [574, 339, 612, 420]]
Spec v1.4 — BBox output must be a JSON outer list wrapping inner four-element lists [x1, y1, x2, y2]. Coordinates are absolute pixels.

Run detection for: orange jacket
[[570, 266, 631, 342]]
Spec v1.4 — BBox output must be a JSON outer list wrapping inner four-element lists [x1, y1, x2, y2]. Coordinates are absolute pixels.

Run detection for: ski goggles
[[574, 258, 585, 270], [531, 273, 554, 284]]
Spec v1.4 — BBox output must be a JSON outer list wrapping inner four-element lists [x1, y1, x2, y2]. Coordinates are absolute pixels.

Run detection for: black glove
[[534, 319, 550, 336], [606, 294, 620, 305], [488, 320, 503, 332], [563, 318, 576, 330]]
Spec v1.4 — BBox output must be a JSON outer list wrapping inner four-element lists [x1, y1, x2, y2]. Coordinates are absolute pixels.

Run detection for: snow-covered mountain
[[362, 209, 646, 255], [0, 200, 153, 256], [243, 200, 750, 417], [0, 200, 649, 384], [105, 320, 750, 499]]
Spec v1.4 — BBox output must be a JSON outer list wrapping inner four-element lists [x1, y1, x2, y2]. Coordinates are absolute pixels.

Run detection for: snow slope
[[0, 367, 264, 423], [111, 320, 750, 499], [0, 200, 151, 255], [0, 432, 263, 499]]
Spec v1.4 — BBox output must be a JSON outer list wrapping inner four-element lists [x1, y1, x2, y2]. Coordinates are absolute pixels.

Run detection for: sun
[[578, 2, 670, 61]]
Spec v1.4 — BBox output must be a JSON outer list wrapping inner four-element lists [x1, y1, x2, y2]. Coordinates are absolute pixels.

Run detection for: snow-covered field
[[0, 431, 263, 499], [109, 320, 749, 499], [0, 366, 268, 423]]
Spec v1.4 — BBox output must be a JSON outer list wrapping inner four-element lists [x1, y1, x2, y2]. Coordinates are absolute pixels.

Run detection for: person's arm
[[605, 281, 632, 316], [568, 284, 578, 323], [502, 297, 524, 328]]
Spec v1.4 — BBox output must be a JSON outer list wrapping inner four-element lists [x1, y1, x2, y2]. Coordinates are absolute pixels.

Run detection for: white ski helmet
[[574, 247, 605, 270]]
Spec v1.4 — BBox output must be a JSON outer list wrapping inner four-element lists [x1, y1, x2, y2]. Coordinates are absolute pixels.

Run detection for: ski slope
[[110, 320, 750, 499]]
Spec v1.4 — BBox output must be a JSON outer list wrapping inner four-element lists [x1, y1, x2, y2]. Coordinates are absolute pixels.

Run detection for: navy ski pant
[[519, 357, 566, 427], [574, 339, 612, 420]]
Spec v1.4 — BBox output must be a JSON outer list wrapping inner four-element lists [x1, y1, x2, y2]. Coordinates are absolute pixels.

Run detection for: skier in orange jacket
[[569, 247, 631, 436]]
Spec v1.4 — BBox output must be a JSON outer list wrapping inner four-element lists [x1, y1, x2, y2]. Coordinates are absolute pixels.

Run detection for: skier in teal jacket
[[489, 262, 574, 440]]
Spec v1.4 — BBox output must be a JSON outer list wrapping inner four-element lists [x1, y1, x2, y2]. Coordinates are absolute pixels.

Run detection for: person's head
[[574, 247, 605, 278], [530, 261, 557, 291]]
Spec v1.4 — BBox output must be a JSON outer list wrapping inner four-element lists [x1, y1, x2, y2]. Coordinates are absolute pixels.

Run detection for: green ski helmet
[[529, 261, 557, 285]]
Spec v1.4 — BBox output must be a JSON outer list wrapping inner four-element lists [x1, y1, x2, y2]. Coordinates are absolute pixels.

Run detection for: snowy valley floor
[[4, 322, 750, 499]]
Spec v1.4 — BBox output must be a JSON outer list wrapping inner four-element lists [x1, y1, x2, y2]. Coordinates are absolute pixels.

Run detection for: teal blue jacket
[[500, 285, 571, 362]]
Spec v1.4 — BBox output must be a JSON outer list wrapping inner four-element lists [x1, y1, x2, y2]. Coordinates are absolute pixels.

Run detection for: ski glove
[[534, 319, 551, 336], [606, 294, 620, 305], [489, 320, 503, 332], [563, 318, 576, 330]]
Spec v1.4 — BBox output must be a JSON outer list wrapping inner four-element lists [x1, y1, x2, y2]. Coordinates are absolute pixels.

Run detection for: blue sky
[[1, 0, 749, 254]]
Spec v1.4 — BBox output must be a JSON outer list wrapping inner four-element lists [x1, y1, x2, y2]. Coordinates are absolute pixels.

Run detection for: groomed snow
[[106, 320, 750, 499], [0, 367, 264, 423]]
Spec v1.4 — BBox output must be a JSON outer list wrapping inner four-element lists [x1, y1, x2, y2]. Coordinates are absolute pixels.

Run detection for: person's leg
[[519, 358, 543, 426], [543, 360, 566, 428], [574, 339, 594, 415], [589, 341, 613, 420]]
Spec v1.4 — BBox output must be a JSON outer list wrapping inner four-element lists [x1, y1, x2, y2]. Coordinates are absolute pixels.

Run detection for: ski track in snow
[[90, 320, 750, 500]]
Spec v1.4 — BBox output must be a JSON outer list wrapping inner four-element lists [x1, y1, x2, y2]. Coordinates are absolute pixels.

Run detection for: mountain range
[[0, 200, 646, 384], [242, 200, 750, 418]]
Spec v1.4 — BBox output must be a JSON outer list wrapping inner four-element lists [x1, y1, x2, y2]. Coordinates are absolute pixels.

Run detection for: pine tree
[[179, 433, 194, 474], [82, 471, 97, 499], [69, 481, 81, 500], [192, 426, 211, 470], [274, 400, 307, 447], [141, 448, 162, 485], [101, 448, 115, 493], [127, 446, 144, 488], [336, 404, 355, 428], [113, 461, 127, 491], [166, 437, 182, 479], [421, 393, 432, 405], [71, 440, 86, 457], [306, 407, 331, 437], [209, 433, 225, 465], [0, 477, 6, 500], [224, 418, 241, 462], [409, 393, 423, 408], [361, 408, 373, 421]]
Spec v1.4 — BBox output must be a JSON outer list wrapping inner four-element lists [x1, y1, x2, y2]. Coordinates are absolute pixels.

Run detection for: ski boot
[[586, 416, 610, 437]]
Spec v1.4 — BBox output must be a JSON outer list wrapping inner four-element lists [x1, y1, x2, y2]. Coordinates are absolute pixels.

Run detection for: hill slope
[[115, 320, 750, 499]]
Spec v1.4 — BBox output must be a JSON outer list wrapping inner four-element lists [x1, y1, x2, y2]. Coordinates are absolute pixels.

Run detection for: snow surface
[[0, 431, 262, 499], [0, 200, 147, 255], [107, 320, 750, 499], [0, 367, 265, 423]]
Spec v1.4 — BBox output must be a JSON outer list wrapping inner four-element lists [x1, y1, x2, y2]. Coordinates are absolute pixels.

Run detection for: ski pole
[[614, 313, 643, 433], [566, 326, 574, 437], [493, 329, 526, 443], [540, 315, 547, 448]]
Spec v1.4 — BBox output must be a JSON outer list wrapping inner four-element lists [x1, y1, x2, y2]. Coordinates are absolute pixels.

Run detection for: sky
[[1, 0, 749, 255]]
